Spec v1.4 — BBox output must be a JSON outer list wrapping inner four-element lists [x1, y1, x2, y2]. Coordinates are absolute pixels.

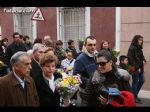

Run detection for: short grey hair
[[10, 51, 29, 66], [32, 43, 45, 53]]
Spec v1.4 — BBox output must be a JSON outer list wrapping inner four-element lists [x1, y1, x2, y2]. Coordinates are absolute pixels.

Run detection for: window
[[57, 7, 90, 50], [13, 7, 36, 42]]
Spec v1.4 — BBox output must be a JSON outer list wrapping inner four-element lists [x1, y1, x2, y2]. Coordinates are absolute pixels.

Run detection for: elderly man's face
[[14, 56, 32, 78], [85, 38, 96, 54], [97, 56, 112, 74], [34, 48, 45, 62]]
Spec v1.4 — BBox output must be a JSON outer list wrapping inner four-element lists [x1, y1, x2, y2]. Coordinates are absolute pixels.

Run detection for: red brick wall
[[0, 7, 14, 43], [90, 7, 116, 50], [37, 7, 57, 43]]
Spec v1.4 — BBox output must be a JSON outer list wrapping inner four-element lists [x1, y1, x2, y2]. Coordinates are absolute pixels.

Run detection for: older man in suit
[[30, 43, 45, 81], [0, 51, 39, 106]]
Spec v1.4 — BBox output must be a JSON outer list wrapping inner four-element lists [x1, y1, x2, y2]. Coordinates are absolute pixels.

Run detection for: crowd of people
[[0, 32, 146, 107]]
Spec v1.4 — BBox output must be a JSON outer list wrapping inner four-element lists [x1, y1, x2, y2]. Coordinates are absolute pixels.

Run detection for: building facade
[[0, 7, 150, 90], [0, 7, 116, 51]]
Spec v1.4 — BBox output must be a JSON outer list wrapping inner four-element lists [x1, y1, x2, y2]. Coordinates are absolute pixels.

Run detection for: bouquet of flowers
[[55, 75, 80, 106], [55, 68, 68, 78]]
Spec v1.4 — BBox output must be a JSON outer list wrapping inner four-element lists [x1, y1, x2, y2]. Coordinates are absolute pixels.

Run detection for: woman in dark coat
[[34, 53, 62, 107], [81, 49, 132, 107], [127, 35, 146, 103]]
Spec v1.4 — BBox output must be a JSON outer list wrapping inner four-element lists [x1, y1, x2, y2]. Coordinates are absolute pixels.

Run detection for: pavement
[[136, 89, 150, 107]]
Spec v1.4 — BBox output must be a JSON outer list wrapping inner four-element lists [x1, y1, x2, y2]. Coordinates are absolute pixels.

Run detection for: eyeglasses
[[96, 61, 108, 66]]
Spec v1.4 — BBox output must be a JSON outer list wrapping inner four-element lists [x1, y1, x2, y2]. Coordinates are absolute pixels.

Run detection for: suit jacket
[[34, 72, 62, 107], [0, 72, 39, 106], [30, 59, 42, 81]]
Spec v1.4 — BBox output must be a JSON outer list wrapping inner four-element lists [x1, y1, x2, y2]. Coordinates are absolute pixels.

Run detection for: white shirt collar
[[13, 71, 25, 88], [43, 73, 55, 92]]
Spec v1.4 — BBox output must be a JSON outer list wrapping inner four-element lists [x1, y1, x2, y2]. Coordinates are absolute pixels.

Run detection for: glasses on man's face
[[87, 44, 96, 47], [96, 61, 108, 67]]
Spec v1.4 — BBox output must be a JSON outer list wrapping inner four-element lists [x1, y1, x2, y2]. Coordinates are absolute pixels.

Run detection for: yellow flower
[[66, 66, 72, 71], [0, 61, 4, 65]]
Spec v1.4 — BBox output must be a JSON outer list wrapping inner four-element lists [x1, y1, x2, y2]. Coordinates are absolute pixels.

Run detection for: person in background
[[54, 40, 66, 68], [19, 35, 25, 44], [66, 40, 77, 59], [99, 40, 117, 63], [76, 40, 84, 58], [81, 49, 133, 107], [44, 47, 55, 55], [73, 36, 97, 105], [33, 38, 43, 45], [23, 35, 33, 50], [30, 43, 45, 81], [0, 38, 9, 76], [1, 38, 8, 54], [0, 51, 39, 106], [61, 50, 76, 75], [127, 35, 146, 103], [5, 32, 27, 69], [43, 35, 54, 48], [34, 53, 62, 106]]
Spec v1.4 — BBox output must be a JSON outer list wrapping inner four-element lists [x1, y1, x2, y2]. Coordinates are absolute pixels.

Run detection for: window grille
[[58, 7, 86, 50], [13, 7, 35, 42]]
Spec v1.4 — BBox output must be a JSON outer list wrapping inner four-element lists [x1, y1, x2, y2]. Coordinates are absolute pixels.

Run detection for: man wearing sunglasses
[[81, 49, 132, 107]]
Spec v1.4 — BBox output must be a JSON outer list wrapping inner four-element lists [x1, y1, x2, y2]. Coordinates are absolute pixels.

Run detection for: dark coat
[[30, 59, 42, 81], [82, 70, 132, 107], [127, 45, 146, 70], [25, 42, 33, 51], [5, 42, 27, 68], [34, 72, 62, 107], [0, 72, 39, 106]]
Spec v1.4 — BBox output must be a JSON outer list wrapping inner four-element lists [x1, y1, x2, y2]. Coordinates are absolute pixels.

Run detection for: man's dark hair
[[84, 35, 96, 45], [13, 32, 20, 38], [20, 35, 23, 39], [23, 35, 30, 41], [56, 40, 63, 45], [119, 55, 128, 63], [68, 40, 74, 45]]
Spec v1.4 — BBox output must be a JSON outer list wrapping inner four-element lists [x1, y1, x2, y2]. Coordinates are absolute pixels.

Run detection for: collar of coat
[[9, 72, 32, 86]]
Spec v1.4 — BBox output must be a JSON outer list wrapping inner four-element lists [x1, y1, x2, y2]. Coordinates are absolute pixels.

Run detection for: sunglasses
[[96, 61, 108, 66]]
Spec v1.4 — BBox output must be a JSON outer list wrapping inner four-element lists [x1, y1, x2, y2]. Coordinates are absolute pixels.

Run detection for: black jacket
[[34, 72, 62, 106], [127, 45, 146, 70], [5, 42, 27, 68], [82, 70, 131, 107], [30, 59, 42, 81]]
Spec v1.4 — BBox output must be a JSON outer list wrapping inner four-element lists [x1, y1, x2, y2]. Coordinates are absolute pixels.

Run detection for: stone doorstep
[[138, 90, 150, 99]]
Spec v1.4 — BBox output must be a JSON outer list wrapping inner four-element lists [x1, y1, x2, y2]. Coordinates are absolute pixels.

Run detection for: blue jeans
[[132, 68, 145, 98]]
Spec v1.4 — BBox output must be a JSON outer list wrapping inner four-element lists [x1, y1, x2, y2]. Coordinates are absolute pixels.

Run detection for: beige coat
[[0, 72, 39, 106]]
